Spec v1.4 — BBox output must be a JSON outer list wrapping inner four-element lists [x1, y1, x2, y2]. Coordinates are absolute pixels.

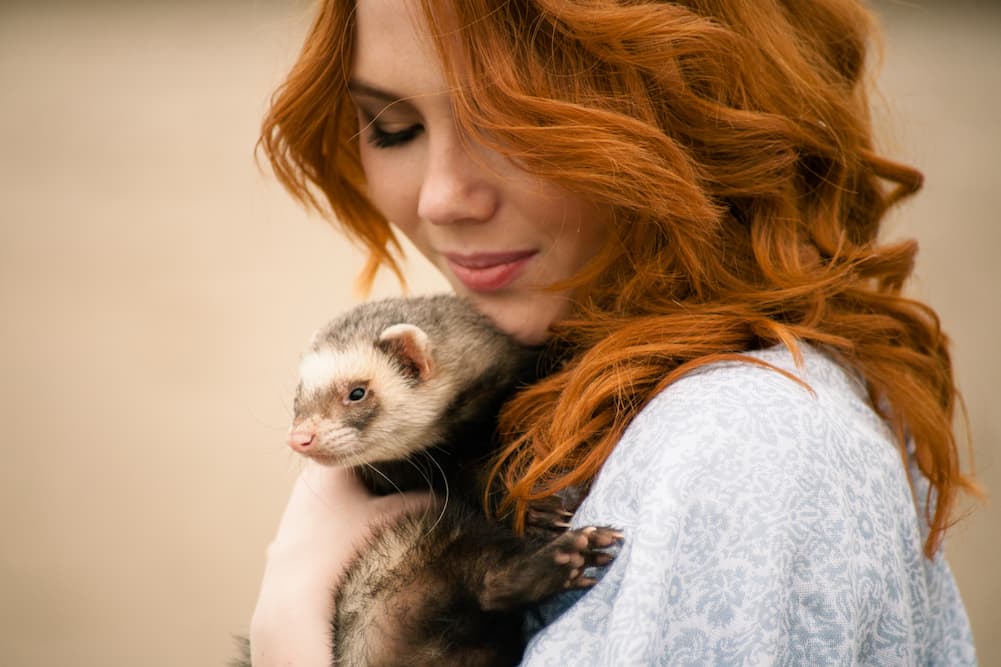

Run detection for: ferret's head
[[287, 322, 449, 467]]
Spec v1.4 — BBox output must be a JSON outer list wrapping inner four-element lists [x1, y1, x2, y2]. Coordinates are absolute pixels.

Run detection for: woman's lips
[[442, 251, 536, 292]]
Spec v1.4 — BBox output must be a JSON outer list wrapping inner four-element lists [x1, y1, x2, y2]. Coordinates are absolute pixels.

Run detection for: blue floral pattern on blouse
[[521, 344, 975, 666]]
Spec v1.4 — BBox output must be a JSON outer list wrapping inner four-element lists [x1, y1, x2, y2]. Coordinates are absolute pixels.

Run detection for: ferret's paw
[[551, 526, 623, 589], [476, 526, 623, 610]]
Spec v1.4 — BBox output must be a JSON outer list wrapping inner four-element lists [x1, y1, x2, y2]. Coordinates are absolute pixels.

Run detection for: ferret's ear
[[378, 324, 435, 380], [308, 328, 323, 348]]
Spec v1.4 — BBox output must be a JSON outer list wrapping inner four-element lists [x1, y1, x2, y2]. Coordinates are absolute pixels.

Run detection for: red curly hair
[[260, 0, 978, 557]]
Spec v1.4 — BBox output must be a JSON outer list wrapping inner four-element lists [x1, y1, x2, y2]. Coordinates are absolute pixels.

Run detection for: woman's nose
[[417, 134, 499, 225]]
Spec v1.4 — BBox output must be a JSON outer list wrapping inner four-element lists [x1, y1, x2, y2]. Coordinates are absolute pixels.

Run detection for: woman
[[249, 0, 979, 664]]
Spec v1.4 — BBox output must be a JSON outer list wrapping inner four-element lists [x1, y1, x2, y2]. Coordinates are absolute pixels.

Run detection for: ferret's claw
[[526, 507, 577, 535], [566, 575, 598, 589]]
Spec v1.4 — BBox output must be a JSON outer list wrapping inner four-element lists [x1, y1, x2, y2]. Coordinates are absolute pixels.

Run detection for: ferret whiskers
[[358, 463, 406, 496], [412, 451, 449, 536], [355, 457, 448, 537]]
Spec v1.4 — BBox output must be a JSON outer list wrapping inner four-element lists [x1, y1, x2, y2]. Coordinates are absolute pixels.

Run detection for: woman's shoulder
[[584, 343, 904, 516], [523, 345, 976, 665], [627, 342, 883, 447]]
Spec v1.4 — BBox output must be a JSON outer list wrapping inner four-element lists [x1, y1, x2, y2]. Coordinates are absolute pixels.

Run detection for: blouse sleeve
[[519, 346, 976, 666]]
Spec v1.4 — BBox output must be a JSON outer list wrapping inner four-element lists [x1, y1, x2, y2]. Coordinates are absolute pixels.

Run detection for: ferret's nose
[[287, 428, 315, 453]]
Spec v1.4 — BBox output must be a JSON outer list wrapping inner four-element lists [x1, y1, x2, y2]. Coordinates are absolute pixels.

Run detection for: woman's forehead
[[351, 0, 446, 96]]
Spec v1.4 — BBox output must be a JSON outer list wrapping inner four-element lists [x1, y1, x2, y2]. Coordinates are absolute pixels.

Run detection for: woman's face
[[350, 0, 611, 344]]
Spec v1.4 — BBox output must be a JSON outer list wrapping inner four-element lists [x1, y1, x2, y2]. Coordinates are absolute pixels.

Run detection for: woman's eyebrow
[[347, 80, 404, 104]]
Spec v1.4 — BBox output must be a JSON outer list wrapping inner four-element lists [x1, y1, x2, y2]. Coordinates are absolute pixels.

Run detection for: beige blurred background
[[0, 1, 996, 665]]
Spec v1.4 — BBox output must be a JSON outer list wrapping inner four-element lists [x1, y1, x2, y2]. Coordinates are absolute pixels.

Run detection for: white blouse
[[521, 344, 976, 666]]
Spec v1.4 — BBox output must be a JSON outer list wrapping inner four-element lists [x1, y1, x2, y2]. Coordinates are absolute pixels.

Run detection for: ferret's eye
[[347, 387, 367, 402]]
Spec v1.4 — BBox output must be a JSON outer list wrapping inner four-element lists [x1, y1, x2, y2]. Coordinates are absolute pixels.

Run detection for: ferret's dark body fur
[[236, 295, 619, 667]]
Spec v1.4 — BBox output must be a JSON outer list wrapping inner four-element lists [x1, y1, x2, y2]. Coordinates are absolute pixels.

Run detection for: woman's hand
[[249, 461, 432, 666]]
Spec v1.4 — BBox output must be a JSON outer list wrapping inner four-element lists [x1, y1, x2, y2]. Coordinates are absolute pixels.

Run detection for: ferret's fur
[[235, 295, 620, 667], [289, 294, 541, 501]]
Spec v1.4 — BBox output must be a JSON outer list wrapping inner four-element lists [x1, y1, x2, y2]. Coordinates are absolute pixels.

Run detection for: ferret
[[288, 294, 543, 501], [235, 295, 620, 667]]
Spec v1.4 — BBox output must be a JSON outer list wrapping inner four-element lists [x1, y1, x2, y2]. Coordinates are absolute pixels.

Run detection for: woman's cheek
[[360, 151, 414, 225]]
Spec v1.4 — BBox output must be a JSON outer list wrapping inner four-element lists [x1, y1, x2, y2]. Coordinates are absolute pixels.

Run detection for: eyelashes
[[367, 122, 423, 149], [357, 107, 423, 149]]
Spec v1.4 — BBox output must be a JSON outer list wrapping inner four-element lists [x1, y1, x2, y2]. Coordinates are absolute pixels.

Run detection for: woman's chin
[[459, 294, 565, 346]]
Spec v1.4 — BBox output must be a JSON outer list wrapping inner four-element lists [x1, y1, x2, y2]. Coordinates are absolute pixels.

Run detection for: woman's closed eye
[[356, 107, 424, 149], [349, 85, 425, 149], [366, 121, 423, 149]]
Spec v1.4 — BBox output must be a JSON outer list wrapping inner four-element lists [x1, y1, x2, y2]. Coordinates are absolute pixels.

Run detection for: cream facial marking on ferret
[[296, 348, 340, 395], [297, 344, 383, 396], [290, 343, 414, 467]]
